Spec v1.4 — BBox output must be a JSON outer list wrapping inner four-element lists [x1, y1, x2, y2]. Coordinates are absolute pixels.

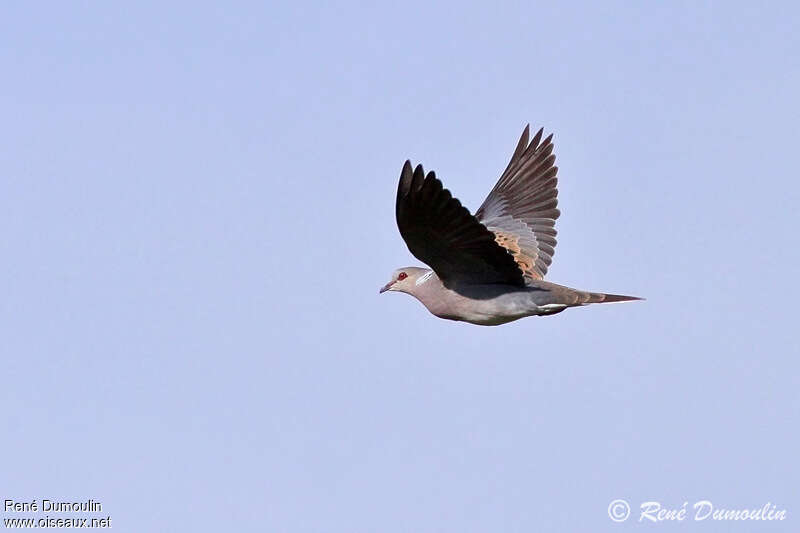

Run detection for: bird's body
[[400, 269, 562, 326], [384, 266, 638, 325], [381, 125, 641, 325]]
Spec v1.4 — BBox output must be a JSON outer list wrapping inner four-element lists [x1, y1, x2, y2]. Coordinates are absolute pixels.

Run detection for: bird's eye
[[397, 272, 408, 281]]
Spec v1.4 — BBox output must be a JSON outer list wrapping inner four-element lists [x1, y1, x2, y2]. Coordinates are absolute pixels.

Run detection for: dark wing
[[395, 161, 525, 286], [475, 125, 560, 282]]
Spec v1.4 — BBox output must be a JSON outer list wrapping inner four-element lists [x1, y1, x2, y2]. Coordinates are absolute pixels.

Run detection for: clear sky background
[[2, 2, 798, 531]]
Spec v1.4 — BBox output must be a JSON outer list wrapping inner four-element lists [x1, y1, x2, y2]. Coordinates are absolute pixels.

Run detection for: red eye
[[397, 272, 408, 281]]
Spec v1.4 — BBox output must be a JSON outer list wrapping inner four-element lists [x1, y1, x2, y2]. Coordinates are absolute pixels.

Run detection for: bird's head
[[379, 267, 431, 294]]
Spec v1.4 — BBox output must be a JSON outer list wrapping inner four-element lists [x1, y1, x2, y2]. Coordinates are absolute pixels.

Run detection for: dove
[[381, 125, 641, 325]]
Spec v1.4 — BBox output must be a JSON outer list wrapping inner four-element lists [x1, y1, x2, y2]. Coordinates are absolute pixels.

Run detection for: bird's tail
[[582, 291, 644, 304], [529, 280, 644, 307]]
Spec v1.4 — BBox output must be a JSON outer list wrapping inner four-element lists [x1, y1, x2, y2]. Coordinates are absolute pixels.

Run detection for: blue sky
[[2, 1, 798, 531]]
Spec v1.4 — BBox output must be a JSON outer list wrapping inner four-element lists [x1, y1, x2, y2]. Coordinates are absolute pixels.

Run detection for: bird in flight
[[380, 125, 642, 325]]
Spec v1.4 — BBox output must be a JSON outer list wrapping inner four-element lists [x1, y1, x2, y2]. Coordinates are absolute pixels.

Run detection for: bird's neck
[[408, 271, 452, 316]]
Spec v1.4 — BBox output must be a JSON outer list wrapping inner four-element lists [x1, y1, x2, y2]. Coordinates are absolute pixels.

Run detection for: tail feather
[[528, 280, 643, 307], [584, 292, 644, 304]]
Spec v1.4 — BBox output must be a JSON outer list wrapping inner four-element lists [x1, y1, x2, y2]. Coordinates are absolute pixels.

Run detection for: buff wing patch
[[492, 230, 542, 281]]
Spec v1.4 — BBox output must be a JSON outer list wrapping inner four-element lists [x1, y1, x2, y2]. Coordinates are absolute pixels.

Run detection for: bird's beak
[[379, 281, 394, 294]]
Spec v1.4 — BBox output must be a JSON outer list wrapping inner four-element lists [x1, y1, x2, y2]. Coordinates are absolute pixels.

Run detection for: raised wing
[[475, 125, 560, 282], [395, 161, 525, 286]]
